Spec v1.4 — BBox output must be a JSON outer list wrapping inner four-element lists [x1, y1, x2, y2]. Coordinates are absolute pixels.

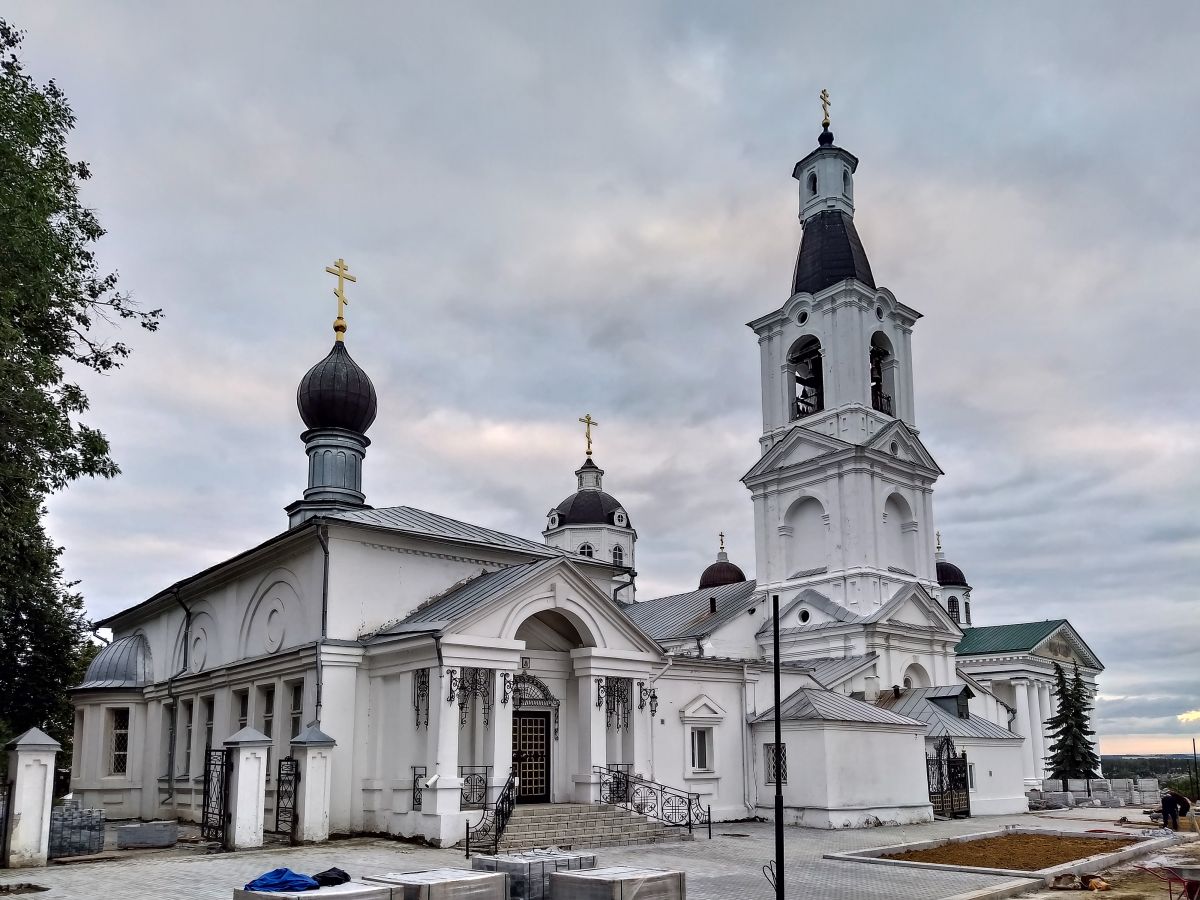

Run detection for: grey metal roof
[[625, 580, 760, 641], [803, 653, 878, 689], [76, 634, 152, 690], [752, 687, 925, 728], [875, 686, 1021, 741], [757, 589, 863, 637], [395, 558, 562, 627], [328, 506, 561, 557]]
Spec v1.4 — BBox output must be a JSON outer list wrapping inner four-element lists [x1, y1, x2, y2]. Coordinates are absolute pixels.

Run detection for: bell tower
[[742, 98, 941, 611]]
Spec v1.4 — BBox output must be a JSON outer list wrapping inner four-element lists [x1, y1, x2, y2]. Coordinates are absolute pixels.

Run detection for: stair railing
[[464, 768, 517, 858], [593, 764, 711, 838]]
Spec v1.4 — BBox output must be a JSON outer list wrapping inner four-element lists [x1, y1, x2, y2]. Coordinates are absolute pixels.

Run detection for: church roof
[[553, 489, 628, 527], [802, 653, 879, 690], [328, 506, 560, 557], [297, 341, 378, 433], [792, 209, 875, 296], [397, 558, 560, 627], [955, 620, 1068, 656], [699, 558, 747, 590], [625, 580, 760, 641], [76, 633, 152, 691], [752, 687, 925, 728], [875, 685, 1022, 741]]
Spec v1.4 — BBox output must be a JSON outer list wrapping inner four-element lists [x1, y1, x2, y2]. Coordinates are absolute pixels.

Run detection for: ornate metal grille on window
[[412, 668, 430, 729], [765, 742, 787, 785], [605, 676, 632, 730]]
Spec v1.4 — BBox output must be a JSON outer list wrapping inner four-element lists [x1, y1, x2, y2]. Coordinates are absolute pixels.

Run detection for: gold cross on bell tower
[[325, 257, 358, 341], [820, 88, 831, 129], [578, 413, 599, 457]]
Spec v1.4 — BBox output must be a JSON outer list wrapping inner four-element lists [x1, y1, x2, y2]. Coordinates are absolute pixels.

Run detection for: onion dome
[[699, 534, 747, 589], [551, 458, 631, 527], [76, 634, 151, 690], [936, 559, 969, 588], [297, 341, 378, 434]]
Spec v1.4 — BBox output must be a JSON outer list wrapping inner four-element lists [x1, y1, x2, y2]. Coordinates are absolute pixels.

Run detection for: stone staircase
[[493, 803, 686, 852]]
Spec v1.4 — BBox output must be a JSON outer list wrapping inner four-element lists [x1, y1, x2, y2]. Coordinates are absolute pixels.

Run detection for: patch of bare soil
[[884, 833, 1137, 871]]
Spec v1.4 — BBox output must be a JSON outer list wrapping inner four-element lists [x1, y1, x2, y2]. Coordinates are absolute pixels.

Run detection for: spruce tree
[[1045, 661, 1100, 791]]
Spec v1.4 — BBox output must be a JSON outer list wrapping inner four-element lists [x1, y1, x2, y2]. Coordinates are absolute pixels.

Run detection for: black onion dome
[[936, 559, 969, 587], [793, 209, 875, 295], [817, 126, 834, 146], [297, 341, 378, 433], [699, 559, 747, 590], [554, 490, 629, 527]]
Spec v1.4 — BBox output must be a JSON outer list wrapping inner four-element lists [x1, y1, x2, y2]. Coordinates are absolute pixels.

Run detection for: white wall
[[952, 738, 1029, 816]]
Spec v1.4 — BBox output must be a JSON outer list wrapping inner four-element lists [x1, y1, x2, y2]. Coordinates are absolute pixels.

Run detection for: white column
[[486, 668, 516, 796], [291, 725, 336, 843], [224, 726, 271, 850], [1027, 681, 1046, 780], [423, 667, 463, 818], [4, 728, 60, 868], [320, 645, 363, 833], [1011, 678, 1036, 782], [1037, 681, 1053, 778], [573, 675, 607, 803]]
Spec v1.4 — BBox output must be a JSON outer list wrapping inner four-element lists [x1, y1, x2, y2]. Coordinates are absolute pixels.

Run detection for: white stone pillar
[[632, 680, 653, 777], [573, 675, 607, 803], [290, 725, 336, 843], [1037, 681, 1053, 776], [1011, 678, 1036, 782], [486, 669, 516, 796], [4, 728, 60, 868], [422, 667, 463, 818], [224, 726, 271, 850], [1027, 681, 1046, 780]]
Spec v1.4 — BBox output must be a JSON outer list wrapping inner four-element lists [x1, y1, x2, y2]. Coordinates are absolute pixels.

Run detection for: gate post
[[4, 727, 61, 868], [223, 727, 271, 850], [290, 725, 336, 843]]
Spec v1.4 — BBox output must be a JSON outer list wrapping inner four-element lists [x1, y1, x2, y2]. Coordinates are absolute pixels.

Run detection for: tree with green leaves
[[1045, 661, 1101, 791], [0, 18, 160, 766]]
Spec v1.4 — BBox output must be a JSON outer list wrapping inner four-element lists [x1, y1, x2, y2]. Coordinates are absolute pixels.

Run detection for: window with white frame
[[259, 684, 275, 775], [690, 727, 714, 772], [161, 701, 175, 776], [679, 694, 726, 777], [289, 682, 304, 739], [612, 545, 624, 567], [968, 763, 977, 790], [578, 543, 594, 558], [234, 689, 249, 730], [180, 700, 194, 776], [108, 707, 130, 775], [201, 696, 214, 751]]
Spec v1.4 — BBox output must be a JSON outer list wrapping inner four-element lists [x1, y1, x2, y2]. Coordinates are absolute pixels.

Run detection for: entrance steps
[[495, 803, 686, 852]]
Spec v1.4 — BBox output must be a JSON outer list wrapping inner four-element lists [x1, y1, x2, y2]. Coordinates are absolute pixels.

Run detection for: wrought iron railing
[[593, 765, 710, 837], [459, 765, 492, 810], [465, 768, 517, 858], [412, 765, 426, 811]]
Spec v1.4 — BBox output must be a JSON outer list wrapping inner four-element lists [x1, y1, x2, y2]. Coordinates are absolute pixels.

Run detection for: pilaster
[[224, 726, 271, 850], [4, 728, 60, 868], [291, 725, 336, 843]]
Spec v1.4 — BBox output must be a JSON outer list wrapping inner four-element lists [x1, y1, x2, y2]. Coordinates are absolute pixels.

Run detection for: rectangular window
[[289, 682, 304, 739], [181, 700, 194, 776], [161, 701, 175, 776], [765, 742, 787, 785], [235, 689, 249, 730], [690, 727, 713, 771], [259, 684, 275, 776], [109, 708, 130, 775], [202, 696, 214, 752], [968, 763, 977, 791]]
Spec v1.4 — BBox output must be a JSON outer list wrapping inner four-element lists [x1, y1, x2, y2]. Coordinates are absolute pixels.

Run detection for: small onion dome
[[297, 341, 378, 434], [553, 489, 629, 527], [936, 559, 970, 588], [817, 126, 835, 147], [699, 549, 747, 590], [77, 634, 151, 690]]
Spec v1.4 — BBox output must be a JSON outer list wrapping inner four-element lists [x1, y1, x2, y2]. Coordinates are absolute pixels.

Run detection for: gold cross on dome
[[578, 413, 599, 457], [820, 88, 831, 128], [719, 531, 726, 553], [325, 257, 357, 340], [936, 530, 942, 552]]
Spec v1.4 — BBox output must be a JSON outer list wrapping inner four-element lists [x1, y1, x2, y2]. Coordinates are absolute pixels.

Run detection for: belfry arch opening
[[869, 331, 896, 416], [788, 335, 824, 420]]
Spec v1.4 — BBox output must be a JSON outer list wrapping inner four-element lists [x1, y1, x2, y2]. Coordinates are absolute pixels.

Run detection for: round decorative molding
[[190, 626, 209, 673], [264, 599, 286, 653]]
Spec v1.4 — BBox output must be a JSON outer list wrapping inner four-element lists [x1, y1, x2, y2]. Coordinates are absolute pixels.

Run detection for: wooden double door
[[512, 711, 551, 803]]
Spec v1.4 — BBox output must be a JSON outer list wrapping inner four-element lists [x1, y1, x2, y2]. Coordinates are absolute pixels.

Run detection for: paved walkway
[[0, 813, 1108, 900]]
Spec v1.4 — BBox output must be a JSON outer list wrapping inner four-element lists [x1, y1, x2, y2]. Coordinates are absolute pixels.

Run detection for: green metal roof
[[955, 620, 1067, 656]]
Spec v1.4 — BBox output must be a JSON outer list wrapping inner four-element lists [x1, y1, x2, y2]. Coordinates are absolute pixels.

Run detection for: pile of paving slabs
[[549, 866, 685, 900], [363, 868, 508, 899], [235, 883, 390, 900], [472, 848, 597, 900]]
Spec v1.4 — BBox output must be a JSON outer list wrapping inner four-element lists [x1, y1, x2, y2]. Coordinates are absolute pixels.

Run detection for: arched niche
[[881, 492, 918, 574], [172, 605, 216, 674], [784, 495, 827, 576], [238, 568, 305, 659], [504, 594, 603, 649], [515, 609, 590, 652], [901, 662, 931, 690]]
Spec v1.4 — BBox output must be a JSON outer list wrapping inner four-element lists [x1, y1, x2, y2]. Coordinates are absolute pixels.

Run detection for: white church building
[[69, 119, 1102, 844]]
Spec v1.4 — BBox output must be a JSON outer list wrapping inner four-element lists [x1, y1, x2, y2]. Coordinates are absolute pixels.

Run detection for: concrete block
[[235, 884, 389, 900], [363, 868, 507, 899], [472, 849, 596, 900], [550, 866, 685, 900], [1044, 792, 1076, 807], [117, 820, 178, 849]]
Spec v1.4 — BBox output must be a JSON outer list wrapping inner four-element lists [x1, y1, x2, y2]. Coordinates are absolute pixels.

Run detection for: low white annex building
[[70, 117, 1101, 843]]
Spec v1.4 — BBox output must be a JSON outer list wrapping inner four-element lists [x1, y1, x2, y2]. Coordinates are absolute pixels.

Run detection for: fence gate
[[274, 757, 299, 837], [926, 737, 971, 818], [201, 748, 232, 844]]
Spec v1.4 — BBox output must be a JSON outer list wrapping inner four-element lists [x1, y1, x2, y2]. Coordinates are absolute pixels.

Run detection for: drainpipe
[[314, 524, 331, 728], [611, 571, 636, 604], [165, 589, 191, 803]]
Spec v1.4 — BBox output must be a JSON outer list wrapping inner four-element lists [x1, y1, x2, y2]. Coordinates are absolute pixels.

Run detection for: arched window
[[869, 331, 896, 416], [788, 335, 823, 420], [578, 543, 594, 558], [842, 168, 851, 196], [947, 596, 960, 624], [612, 545, 624, 567], [806, 171, 817, 196]]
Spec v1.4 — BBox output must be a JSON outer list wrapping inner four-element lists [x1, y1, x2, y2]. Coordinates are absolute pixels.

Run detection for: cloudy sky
[[10, 2, 1199, 753]]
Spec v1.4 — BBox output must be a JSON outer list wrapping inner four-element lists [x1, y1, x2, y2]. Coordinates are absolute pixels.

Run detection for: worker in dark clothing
[[1161, 790, 1180, 830]]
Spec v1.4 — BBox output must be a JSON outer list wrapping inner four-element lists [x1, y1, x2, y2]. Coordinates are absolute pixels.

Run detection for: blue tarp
[[243, 868, 320, 892]]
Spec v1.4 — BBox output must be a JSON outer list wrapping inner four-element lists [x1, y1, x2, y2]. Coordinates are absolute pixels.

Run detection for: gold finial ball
[[333, 317, 347, 339]]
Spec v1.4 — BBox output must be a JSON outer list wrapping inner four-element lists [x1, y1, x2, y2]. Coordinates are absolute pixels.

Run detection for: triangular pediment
[[864, 420, 942, 474], [1032, 623, 1103, 671], [867, 583, 962, 638], [742, 425, 853, 483], [679, 693, 727, 720]]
